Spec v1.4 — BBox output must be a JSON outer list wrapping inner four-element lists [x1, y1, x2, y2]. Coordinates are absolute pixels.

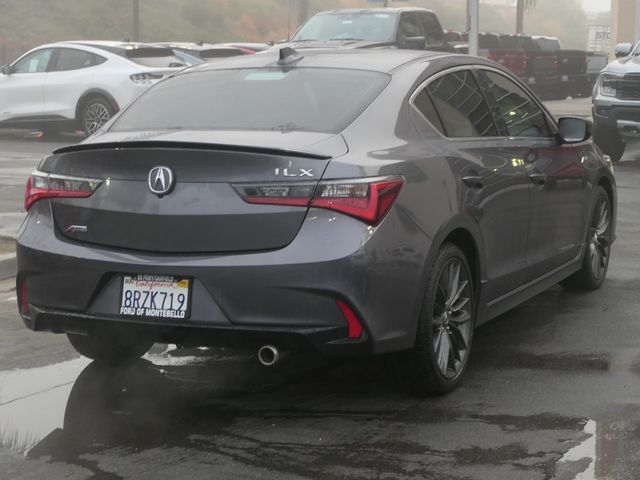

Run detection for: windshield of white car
[[110, 67, 390, 134], [291, 13, 397, 43]]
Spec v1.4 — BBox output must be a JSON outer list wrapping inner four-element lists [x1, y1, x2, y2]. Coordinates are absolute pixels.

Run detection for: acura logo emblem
[[148, 166, 175, 196]]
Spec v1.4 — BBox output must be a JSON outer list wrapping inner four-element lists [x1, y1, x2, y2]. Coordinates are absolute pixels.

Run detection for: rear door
[[478, 69, 589, 279], [44, 47, 103, 119], [0, 48, 53, 122], [412, 67, 531, 300]]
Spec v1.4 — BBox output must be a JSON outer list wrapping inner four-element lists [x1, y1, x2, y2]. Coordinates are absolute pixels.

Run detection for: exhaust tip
[[258, 345, 279, 367]]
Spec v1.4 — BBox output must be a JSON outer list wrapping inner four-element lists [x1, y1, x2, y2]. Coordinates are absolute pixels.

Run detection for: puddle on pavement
[[473, 350, 611, 373], [0, 357, 91, 454], [0, 345, 321, 456], [0, 347, 631, 479]]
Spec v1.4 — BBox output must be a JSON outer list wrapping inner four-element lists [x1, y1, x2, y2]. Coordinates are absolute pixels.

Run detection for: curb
[[0, 253, 16, 280]]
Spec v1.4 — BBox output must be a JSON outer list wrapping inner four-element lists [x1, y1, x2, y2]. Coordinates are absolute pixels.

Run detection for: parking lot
[[1, 97, 640, 479]]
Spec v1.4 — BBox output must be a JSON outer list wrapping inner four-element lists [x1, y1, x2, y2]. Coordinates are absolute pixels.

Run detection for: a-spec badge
[[274, 168, 314, 177], [148, 166, 175, 196]]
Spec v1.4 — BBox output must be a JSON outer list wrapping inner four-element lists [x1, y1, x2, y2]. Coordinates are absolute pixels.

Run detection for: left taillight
[[234, 176, 404, 226], [25, 171, 102, 211]]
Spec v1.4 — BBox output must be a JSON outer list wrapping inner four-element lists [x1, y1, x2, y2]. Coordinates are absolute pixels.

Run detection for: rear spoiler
[[53, 141, 332, 160]]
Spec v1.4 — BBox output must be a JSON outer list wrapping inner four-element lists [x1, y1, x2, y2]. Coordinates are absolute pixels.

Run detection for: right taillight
[[19, 279, 29, 316], [234, 176, 404, 226], [25, 171, 102, 211]]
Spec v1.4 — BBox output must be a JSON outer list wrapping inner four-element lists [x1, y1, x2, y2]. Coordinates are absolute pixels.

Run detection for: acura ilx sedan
[[16, 48, 616, 395]]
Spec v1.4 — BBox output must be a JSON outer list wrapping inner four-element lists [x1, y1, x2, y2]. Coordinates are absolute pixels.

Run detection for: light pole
[[636, 0, 640, 41], [132, 0, 140, 42], [467, 0, 479, 56]]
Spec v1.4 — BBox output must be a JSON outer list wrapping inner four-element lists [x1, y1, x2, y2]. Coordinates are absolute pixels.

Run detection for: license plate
[[120, 274, 190, 319], [562, 75, 569, 82]]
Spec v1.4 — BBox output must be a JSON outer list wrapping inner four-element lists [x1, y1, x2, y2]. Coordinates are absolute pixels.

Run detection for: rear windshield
[[499, 35, 519, 49], [292, 13, 397, 42], [479, 34, 501, 49], [517, 36, 538, 51], [535, 38, 561, 51], [86, 44, 186, 67], [111, 67, 390, 134]]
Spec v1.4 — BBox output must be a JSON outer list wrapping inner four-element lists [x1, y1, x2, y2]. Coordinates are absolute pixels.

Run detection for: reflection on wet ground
[[0, 338, 635, 480]]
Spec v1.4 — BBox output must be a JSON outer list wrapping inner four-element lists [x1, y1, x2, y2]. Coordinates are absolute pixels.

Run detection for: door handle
[[461, 175, 483, 189], [528, 172, 546, 185]]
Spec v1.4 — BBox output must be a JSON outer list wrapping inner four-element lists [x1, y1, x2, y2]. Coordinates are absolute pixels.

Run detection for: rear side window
[[426, 70, 497, 138], [411, 88, 445, 136], [111, 68, 390, 134], [52, 48, 95, 71], [482, 71, 551, 138]]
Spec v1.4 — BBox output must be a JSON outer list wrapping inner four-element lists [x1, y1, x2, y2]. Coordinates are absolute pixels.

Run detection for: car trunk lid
[[43, 131, 345, 253]]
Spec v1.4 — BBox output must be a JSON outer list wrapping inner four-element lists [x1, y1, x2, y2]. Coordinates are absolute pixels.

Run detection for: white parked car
[[0, 41, 186, 134]]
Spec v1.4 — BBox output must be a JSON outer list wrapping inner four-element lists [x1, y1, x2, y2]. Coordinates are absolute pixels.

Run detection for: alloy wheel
[[84, 102, 111, 135], [589, 195, 610, 281], [432, 258, 473, 380]]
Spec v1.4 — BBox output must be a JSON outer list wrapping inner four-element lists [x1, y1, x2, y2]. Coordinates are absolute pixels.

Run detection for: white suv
[[0, 41, 186, 134]]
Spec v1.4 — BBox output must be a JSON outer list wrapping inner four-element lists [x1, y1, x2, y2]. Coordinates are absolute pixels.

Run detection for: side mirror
[[399, 36, 426, 50], [0, 64, 13, 75], [558, 117, 591, 144], [614, 43, 632, 58]]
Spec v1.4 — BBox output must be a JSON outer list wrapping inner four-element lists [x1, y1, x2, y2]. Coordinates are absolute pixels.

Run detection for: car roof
[[64, 40, 154, 48], [311, 7, 436, 15], [155, 42, 227, 51], [187, 48, 458, 75]]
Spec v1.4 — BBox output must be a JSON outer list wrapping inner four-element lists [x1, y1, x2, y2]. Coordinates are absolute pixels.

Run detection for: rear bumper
[[559, 73, 588, 88], [526, 73, 559, 89], [23, 304, 370, 358], [17, 201, 430, 357]]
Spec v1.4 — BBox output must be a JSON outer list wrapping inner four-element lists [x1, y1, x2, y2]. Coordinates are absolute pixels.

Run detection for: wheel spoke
[[447, 280, 468, 310], [591, 245, 601, 278], [450, 295, 470, 313], [437, 331, 451, 374], [449, 325, 468, 353], [451, 310, 471, 325], [447, 262, 460, 305]]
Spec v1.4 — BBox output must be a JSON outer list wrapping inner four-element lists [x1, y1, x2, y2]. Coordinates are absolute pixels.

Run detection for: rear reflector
[[19, 280, 29, 315], [336, 300, 363, 339], [25, 171, 102, 211], [234, 176, 404, 225]]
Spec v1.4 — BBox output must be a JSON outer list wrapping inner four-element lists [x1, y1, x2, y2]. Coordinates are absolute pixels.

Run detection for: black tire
[[79, 96, 114, 135], [561, 186, 612, 291], [67, 331, 153, 363], [393, 243, 476, 396], [593, 124, 625, 162]]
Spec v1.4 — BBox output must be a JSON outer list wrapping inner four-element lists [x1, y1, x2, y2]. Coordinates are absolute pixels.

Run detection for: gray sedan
[[16, 48, 616, 395]]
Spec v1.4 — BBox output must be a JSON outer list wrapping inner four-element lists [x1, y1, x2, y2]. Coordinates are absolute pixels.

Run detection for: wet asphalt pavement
[[3, 101, 640, 479]]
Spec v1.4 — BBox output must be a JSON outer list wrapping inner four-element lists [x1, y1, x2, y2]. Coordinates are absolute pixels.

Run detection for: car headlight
[[600, 73, 623, 97]]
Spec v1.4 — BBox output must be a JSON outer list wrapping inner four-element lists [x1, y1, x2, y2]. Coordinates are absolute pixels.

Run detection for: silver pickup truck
[[593, 42, 640, 161]]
